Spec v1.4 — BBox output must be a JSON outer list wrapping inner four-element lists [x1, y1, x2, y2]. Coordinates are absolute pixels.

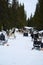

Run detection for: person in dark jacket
[[0, 33, 5, 41]]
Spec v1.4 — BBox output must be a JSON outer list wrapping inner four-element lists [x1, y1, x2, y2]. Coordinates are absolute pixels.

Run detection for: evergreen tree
[[0, 0, 27, 29], [39, 0, 43, 30], [17, 4, 27, 28], [27, 14, 34, 27], [33, 3, 40, 29], [11, 0, 18, 28], [33, 0, 43, 30], [0, 0, 8, 30], [27, 18, 30, 26]]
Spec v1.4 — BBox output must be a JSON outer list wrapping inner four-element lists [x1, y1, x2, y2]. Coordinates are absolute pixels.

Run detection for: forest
[[0, 0, 43, 30]]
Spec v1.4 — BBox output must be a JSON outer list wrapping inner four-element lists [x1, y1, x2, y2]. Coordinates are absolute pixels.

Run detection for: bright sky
[[18, 0, 38, 19], [9, 0, 38, 19]]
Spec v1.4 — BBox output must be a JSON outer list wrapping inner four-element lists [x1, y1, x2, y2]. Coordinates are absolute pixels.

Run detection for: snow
[[39, 30, 43, 34], [0, 32, 43, 65], [24, 26, 33, 29]]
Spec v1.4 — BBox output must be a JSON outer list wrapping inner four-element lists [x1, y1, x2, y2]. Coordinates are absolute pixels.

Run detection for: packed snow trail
[[0, 32, 43, 65]]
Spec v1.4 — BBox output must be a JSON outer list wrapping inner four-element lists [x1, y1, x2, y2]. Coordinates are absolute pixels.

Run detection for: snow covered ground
[[0, 32, 43, 65]]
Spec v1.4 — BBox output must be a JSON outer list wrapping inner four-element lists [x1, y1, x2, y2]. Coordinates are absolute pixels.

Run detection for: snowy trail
[[0, 32, 43, 65]]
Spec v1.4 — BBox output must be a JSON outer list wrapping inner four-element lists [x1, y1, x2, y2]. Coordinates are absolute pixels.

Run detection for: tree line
[[0, 0, 27, 30], [27, 0, 43, 30], [0, 0, 43, 30]]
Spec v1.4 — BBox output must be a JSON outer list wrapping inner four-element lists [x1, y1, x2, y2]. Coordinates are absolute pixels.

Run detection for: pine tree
[[39, 0, 43, 30], [0, 0, 27, 29], [17, 4, 27, 28], [11, 0, 18, 28], [0, 0, 8, 30], [33, 0, 43, 30], [33, 3, 40, 29]]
